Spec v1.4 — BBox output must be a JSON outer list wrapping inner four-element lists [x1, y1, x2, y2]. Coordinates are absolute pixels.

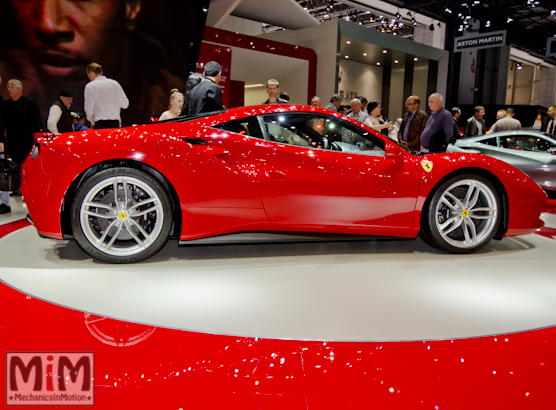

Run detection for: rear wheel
[[421, 174, 501, 253], [71, 167, 172, 263]]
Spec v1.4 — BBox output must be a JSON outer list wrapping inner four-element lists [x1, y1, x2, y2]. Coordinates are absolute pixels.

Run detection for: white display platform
[[1, 221, 555, 342]]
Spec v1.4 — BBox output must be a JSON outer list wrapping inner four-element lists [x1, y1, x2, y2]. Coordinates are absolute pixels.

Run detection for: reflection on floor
[[1, 199, 556, 408]]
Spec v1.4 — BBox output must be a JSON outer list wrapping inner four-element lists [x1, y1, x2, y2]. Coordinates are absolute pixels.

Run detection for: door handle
[[267, 170, 286, 178]]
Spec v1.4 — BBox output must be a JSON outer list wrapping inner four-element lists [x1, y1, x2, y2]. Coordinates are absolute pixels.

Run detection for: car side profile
[[22, 105, 547, 263]]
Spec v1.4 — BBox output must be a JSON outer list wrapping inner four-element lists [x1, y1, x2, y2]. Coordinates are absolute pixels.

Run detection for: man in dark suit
[[188, 61, 224, 115], [4, 79, 41, 166], [541, 105, 556, 134], [0, 75, 9, 213], [398, 95, 429, 150]]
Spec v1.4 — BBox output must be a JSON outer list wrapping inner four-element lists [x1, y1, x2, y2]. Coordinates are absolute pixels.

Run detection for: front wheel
[[71, 167, 173, 263], [421, 174, 502, 253]]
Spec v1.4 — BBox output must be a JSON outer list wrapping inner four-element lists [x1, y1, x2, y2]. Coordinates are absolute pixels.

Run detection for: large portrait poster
[[0, 0, 209, 126]]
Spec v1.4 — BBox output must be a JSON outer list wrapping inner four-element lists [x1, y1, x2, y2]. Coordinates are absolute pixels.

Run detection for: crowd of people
[[0, 61, 128, 213]]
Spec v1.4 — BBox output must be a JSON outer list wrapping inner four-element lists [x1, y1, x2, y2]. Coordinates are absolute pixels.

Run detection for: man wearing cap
[[188, 61, 224, 115], [47, 90, 74, 134]]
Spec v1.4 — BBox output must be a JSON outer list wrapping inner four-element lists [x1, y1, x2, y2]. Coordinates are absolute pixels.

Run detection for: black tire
[[71, 167, 172, 263], [420, 173, 502, 254]]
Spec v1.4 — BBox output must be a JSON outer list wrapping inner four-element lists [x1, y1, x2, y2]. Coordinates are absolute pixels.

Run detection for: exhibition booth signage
[[454, 30, 507, 52]]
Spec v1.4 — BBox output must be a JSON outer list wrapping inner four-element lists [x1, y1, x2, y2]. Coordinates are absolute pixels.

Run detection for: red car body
[[21, 105, 546, 262]]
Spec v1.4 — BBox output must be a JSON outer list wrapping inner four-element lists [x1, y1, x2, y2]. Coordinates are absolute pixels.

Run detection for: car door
[[254, 112, 420, 235]]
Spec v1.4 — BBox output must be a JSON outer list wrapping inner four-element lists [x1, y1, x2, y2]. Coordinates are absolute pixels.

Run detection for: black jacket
[[188, 79, 224, 115], [463, 115, 486, 138], [4, 96, 42, 165], [541, 116, 556, 134], [0, 94, 5, 145], [52, 99, 73, 133]]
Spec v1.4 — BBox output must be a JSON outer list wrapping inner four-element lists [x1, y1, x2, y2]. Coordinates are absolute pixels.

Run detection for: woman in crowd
[[181, 73, 204, 116], [364, 100, 392, 133], [159, 89, 184, 121]]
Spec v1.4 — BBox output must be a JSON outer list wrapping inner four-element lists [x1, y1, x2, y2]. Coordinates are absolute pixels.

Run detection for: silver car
[[448, 130, 556, 192]]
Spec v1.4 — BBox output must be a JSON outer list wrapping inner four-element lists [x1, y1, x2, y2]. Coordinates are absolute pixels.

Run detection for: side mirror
[[385, 142, 404, 168]]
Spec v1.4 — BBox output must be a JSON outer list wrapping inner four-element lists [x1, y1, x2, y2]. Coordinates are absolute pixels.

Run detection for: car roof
[[465, 130, 556, 143]]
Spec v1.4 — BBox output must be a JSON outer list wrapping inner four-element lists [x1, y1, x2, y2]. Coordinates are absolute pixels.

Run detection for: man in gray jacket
[[463, 106, 486, 138]]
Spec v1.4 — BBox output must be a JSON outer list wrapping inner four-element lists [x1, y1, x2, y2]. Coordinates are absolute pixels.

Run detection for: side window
[[261, 113, 385, 155], [535, 137, 556, 152], [478, 137, 497, 147], [212, 117, 264, 139], [500, 136, 551, 151]]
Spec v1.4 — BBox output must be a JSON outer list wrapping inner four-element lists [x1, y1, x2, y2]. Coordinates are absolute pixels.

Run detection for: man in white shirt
[[47, 90, 74, 134], [84, 62, 129, 129]]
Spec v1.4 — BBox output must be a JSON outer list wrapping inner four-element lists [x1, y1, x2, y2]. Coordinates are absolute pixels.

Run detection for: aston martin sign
[[454, 30, 507, 52]]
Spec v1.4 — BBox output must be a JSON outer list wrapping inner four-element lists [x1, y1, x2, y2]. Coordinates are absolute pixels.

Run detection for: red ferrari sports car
[[22, 105, 546, 263]]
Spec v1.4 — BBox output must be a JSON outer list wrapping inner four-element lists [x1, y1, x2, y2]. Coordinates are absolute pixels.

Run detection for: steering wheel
[[331, 142, 342, 151]]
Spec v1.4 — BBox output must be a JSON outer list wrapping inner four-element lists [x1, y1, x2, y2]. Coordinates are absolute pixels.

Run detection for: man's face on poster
[[10, 0, 139, 79]]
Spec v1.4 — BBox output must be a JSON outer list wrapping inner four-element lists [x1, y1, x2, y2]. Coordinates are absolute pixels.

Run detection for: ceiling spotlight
[[437, 22, 442, 28], [458, 25, 464, 31], [363, 52, 367, 56], [429, 24, 435, 30], [377, 62, 381, 65], [412, 18, 417, 25], [517, 63, 522, 70], [345, 55, 349, 59], [507, 17, 513, 23], [485, 20, 491, 27], [396, 12, 402, 19], [551, 9, 556, 15], [445, 7, 452, 13], [399, 22, 404, 27], [394, 60, 399, 63], [383, 49, 388, 53], [414, 57, 418, 61], [346, 41, 351, 44], [473, 0, 480, 4], [407, 11, 412, 17]]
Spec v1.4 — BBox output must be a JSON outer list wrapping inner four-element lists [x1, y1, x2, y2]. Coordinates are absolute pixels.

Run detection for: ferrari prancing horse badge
[[421, 160, 433, 173]]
